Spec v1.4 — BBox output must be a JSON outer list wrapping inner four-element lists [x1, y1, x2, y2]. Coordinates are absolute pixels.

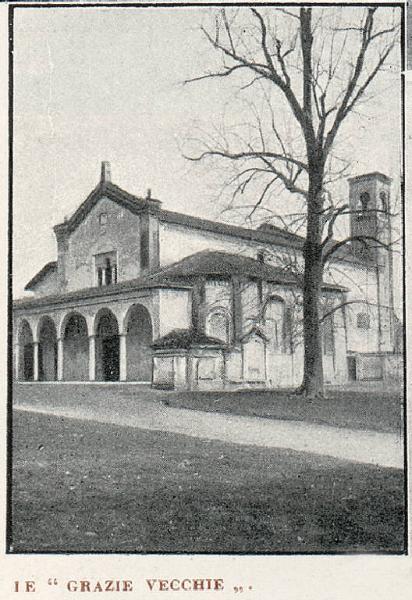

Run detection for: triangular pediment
[[54, 181, 161, 237]]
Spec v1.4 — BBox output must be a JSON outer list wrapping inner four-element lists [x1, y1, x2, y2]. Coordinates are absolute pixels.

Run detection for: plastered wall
[[64, 197, 142, 292]]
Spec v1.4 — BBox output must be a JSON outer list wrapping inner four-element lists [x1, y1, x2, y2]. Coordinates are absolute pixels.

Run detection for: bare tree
[[184, 6, 400, 398]]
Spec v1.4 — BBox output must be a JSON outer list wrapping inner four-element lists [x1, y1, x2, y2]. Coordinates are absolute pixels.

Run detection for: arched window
[[264, 298, 285, 352], [206, 310, 230, 343], [357, 312, 370, 330], [379, 191, 388, 212], [95, 251, 117, 286], [359, 192, 370, 212]]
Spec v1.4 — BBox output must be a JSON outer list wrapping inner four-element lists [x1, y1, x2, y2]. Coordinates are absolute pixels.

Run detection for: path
[[14, 389, 403, 469]]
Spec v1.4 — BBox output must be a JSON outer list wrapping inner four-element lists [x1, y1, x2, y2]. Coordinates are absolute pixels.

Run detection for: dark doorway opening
[[347, 356, 357, 381], [102, 335, 120, 381], [18, 320, 34, 381], [39, 317, 58, 381], [95, 309, 120, 382], [23, 344, 34, 381]]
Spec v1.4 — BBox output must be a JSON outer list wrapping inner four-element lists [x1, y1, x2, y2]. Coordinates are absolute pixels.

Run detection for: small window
[[359, 192, 370, 212], [99, 213, 108, 226], [379, 191, 388, 212], [357, 312, 370, 329], [206, 310, 230, 343], [95, 251, 117, 287]]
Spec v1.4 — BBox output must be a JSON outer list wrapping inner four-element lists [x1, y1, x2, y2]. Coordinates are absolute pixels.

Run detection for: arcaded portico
[[14, 282, 191, 383]]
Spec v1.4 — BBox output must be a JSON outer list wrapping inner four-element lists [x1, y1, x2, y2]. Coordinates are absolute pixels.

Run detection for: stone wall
[[64, 196, 143, 292], [353, 352, 403, 381]]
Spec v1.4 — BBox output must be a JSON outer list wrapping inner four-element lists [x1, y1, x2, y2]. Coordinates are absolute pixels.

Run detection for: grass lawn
[[11, 410, 405, 553], [163, 386, 404, 434], [14, 382, 403, 434]]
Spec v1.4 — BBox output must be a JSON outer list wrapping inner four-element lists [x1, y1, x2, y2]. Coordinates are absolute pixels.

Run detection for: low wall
[[354, 352, 403, 381]]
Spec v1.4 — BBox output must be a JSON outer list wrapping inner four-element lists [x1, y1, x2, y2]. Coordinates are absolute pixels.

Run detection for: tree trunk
[[300, 170, 325, 398]]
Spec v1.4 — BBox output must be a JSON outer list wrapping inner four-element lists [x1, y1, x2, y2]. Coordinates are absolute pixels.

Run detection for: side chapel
[[13, 162, 400, 390]]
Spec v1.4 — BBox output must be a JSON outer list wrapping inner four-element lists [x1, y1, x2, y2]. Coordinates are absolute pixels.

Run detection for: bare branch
[[184, 148, 308, 172], [322, 234, 399, 264], [321, 203, 348, 248], [319, 300, 365, 324], [183, 64, 249, 85]]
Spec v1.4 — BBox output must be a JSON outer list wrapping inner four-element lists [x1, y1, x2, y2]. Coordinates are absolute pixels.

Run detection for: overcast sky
[[13, 5, 403, 302]]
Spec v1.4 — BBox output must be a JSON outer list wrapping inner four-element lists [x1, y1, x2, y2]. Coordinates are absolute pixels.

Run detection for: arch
[[359, 191, 370, 212], [379, 191, 388, 212], [264, 296, 286, 352], [205, 308, 230, 344], [95, 308, 120, 381], [18, 319, 34, 381], [59, 310, 89, 340], [38, 316, 57, 381], [63, 312, 89, 381], [125, 304, 153, 382]]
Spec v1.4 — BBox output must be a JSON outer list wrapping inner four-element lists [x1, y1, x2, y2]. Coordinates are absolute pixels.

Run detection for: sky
[[12, 5, 403, 303]]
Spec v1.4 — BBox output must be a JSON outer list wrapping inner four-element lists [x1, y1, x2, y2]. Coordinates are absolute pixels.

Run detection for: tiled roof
[[348, 172, 392, 184], [52, 179, 369, 267], [15, 249, 346, 311], [54, 181, 161, 235], [152, 329, 225, 349], [13, 277, 191, 311], [157, 210, 305, 250], [24, 261, 57, 290], [149, 250, 346, 292], [54, 180, 305, 251], [24, 175, 370, 295]]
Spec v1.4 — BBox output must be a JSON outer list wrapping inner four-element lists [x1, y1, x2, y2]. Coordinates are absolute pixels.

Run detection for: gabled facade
[[13, 163, 400, 389]]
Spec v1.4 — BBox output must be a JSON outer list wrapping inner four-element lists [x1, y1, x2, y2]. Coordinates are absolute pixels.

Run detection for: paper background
[[1, 2, 410, 598]]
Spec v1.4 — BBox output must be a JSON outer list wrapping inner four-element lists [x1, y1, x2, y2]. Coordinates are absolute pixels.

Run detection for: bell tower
[[348, 172, 394, 351], [349, 172, 391, 262]]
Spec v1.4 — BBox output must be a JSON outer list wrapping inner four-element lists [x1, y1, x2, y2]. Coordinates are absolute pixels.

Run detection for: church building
[[13, 162, 400, 390]]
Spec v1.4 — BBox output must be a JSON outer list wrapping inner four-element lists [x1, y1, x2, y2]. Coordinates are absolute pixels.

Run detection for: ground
[[162, 383, 403, 434], [10, 384, 405, 554], [13, 381, 403, 433]]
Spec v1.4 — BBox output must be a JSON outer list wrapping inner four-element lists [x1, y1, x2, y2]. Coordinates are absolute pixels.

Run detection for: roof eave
[[13, 280, 191, 311]]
